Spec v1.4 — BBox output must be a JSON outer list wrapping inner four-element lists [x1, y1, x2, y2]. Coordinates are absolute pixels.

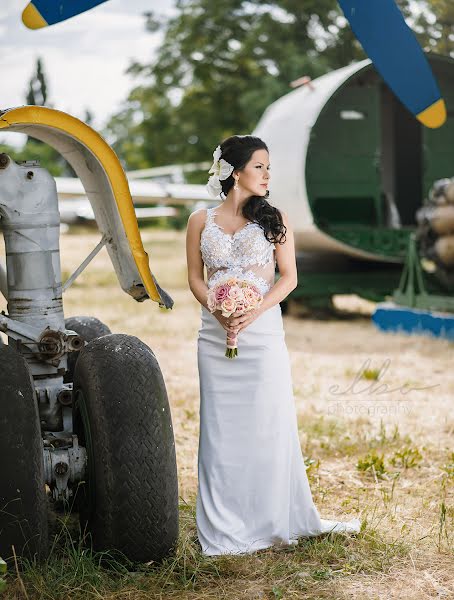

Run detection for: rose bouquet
[[207, 276, 263, 358]]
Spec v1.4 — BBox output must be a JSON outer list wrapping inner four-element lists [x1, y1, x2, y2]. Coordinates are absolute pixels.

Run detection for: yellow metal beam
[[0, 106, 170, 308]]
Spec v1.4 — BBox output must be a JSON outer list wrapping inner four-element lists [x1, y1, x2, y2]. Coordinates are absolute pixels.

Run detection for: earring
[[234, 177, 239, 191]]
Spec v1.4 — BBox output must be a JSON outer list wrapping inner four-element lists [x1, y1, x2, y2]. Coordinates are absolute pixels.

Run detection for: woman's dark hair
[[218, 135, 286, 245]]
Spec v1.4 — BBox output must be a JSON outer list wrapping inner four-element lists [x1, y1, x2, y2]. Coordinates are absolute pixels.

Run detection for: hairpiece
[[206, 145, 234, 198]]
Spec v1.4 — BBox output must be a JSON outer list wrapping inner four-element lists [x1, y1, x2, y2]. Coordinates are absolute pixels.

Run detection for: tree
[[411, 0, 454, 57], [84, 109, 94, 125], [105, 0, 452, 177], [106, 0, 359, 175], [0, 58, 74, 177], [26, 57, 48, 106]]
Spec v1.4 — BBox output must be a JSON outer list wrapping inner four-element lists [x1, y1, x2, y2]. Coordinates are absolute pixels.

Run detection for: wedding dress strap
[[205, 206, 216, 225], [205, 206, 215, 226]]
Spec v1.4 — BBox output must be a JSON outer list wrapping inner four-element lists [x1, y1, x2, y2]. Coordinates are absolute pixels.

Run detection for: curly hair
[[218, 135, 287, 245]]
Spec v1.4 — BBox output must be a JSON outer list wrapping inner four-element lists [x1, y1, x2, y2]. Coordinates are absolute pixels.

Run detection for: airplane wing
[[58, 198, 179, 225], [56, 176, 211, 224], [56, 177, 210, 205]]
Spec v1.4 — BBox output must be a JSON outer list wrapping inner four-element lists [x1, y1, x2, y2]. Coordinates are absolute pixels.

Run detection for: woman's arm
[[186, 209, 210, 310], [186, 209, 234, 334], [258, 209, 297, 313]]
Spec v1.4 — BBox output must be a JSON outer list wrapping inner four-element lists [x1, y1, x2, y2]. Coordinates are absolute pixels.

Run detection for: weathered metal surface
[[43, 434, 87, 502], [0, 107, 173, 309], [253, 54, 454, 263]]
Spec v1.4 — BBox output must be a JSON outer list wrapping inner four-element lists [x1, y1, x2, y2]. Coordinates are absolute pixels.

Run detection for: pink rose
[[215, 284, 230, 303], [235, 301, 246, 314], [221, 297, 236, 317], [243, 288, 257, 305], [228, 285, 244, 301]]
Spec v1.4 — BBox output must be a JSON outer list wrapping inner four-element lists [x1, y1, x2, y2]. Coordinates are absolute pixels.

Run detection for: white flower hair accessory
[[206, 144, 234, 198]]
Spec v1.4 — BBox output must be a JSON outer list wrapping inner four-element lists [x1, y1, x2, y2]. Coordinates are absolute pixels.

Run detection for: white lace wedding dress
[[196, 206, 361, 556]]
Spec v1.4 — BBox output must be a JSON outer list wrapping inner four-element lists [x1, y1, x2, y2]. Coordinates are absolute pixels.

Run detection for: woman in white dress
[[186, 135, 361, 556]]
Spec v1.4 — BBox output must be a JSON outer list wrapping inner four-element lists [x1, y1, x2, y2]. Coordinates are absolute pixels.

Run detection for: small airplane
[[56, 162, 212, 225]]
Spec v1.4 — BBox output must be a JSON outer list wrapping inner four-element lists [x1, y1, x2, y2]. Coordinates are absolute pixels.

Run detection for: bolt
[[55, 462, 68, 475], [0, 154, 10, 169], [26, 171, 34, 179], [72, 338, 83, 350], [57, 389, 72, 406]]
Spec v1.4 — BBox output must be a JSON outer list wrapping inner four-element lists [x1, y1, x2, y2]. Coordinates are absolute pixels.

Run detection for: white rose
[[206, 174, 222, 198], [212, 145, 222, 163]]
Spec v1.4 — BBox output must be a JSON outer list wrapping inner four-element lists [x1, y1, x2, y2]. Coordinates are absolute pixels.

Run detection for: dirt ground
[[1, 227, 453, 599]]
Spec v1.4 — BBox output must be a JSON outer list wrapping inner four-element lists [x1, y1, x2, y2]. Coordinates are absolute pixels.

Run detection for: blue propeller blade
[[22, 0, 108, 29], [338, 0, 446, 127]]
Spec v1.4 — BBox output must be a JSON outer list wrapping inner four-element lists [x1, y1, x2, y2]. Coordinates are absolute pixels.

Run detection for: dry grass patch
[[1, 227, 453, 599]]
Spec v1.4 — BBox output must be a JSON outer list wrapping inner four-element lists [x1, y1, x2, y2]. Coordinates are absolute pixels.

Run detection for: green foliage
[[0, 139, 72, 177], [358, 443, 423, 480], [373, 419, 401, 447], [12, 504, 410, 599], [304, 455, 321, 483], [311, 567, 333, 580], [1, 57, 75, 176], [0, 557, 6, 593], [167, 204, 193, 230], [105, 0, 365, 172], [272, 585, 284, 598], [410, 0, 454, 57], [441, 451, 454, 477], [360, 367, 381, 381], [26, 57, 48, 106], [389, 446, 423, 469], [357, 451, 388, 479], [104, 0, 452, 174]]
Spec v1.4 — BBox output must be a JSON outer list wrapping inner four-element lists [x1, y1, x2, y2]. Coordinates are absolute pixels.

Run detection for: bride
[[185, 135, 361, 556]]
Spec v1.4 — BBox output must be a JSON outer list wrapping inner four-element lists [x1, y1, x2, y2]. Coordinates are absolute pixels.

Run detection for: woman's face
[[237, 148, 270, 197]]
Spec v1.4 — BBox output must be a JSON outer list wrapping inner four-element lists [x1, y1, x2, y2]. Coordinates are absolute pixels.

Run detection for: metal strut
[[62, 234, 111, 292]]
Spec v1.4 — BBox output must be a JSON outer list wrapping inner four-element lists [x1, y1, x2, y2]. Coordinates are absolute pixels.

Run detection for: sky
[[0, 0, 176, 146]]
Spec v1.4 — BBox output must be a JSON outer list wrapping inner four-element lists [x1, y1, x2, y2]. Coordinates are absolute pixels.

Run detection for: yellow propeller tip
[[417, 98, 447, 129], [22, 3, 48, 29]]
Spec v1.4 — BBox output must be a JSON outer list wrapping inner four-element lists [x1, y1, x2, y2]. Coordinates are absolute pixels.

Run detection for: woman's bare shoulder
[[187, 207, 208, 231]]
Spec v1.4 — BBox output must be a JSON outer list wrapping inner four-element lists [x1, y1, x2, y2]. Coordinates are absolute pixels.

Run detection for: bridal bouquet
[[207, 277, 263, 358]]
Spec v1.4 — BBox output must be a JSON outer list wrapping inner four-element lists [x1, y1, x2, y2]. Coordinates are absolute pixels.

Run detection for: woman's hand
[[214, 311, 237, 334], [227, 308, 263, 334]]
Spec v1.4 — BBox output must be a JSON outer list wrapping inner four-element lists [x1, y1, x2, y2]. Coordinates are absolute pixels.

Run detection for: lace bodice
[[200, 207, 276, 295]]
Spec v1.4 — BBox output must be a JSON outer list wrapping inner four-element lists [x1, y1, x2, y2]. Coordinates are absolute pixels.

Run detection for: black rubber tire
[[72, 334, 179, 564], [63, 316, 111, 384], [0, 345, 48, 564]]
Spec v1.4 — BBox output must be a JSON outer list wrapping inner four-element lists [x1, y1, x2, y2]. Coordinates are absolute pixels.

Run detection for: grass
[[1, 227, 454, 599], [3, 508, 411, 600], [0, 558, 6, 593], [389, 445, 423, 469], [442, 453, 454, 478], [357, 451, 387, 480], [299, 415, 411, 460]]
